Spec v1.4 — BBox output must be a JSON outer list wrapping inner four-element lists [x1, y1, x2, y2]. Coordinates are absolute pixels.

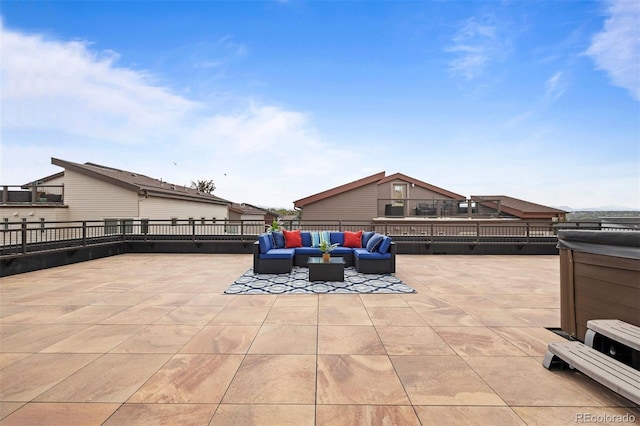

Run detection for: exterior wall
[[64, 170, 139, 221], [301, 182, 378, 221], [139, 196, 228, 221], [377, 179, 456, 200], [0, 207, 69, 223]]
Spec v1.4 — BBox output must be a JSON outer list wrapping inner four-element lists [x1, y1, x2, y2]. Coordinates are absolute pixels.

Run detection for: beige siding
[[301, 182, 378, 221], [139, 197, 228, 221], [64, 170, 139, 221], [0, 206, 69, 223]]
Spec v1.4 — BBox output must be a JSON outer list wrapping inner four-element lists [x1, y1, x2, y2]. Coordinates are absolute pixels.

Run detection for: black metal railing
[[1, 185, 64, 204], [377, 198, 508, 218], [2, 217, 636, 258]]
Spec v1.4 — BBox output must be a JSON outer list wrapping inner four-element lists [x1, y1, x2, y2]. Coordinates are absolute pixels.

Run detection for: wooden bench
[[585, 319, 640, 351], [543, 341, 640, 405]]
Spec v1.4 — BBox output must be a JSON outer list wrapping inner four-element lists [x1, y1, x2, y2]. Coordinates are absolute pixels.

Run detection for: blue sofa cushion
[[272, 231, 285, 249], [353, 248, 391, 260], [259, 248, 296, 259], [378, 236, 392, 254], [362, 231, 376, 247], [301, 232, 312, 247], [295, 247, 323, 255], [258, 234, 273, 254], [366, 233, 384, 252], [330, 246, 352, 255], [330, 232, 344, 246]]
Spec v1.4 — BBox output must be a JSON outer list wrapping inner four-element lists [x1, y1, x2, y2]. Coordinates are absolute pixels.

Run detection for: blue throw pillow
[[378, 236, 392, 254], [366, 233, 384, 252], [258, 234, 272, 254], [362, 231, 375, 246], [301, 232, 312, 247], [272, 231, 285, 249]]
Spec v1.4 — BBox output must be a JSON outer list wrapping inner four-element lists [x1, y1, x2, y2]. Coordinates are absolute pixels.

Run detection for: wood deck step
[[543, 341, 640, 405], [585, 319, 640, 351]]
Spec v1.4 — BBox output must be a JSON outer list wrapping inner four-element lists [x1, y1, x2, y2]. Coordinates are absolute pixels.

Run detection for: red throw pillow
[[283, 229, 302, 248], [343, 230, 363, 248]]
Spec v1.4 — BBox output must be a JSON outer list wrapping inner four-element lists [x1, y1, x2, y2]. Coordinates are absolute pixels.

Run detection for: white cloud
[[0, 23, 366, 207], [586, 0, 640, 101], [446, 14, 510, 80], [544, 71, 567, 102]]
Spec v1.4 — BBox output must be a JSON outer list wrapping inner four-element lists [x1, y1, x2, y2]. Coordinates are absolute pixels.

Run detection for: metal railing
[[2, 217, 635, 258], [1, 185, 64, 204], [377, 198, 507, 218]]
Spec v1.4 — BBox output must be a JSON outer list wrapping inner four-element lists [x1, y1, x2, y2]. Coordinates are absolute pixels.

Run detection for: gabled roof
[[294, 171, 385, 208], [229, 203, 268, 215], [380, 173, 465, 199], [472, 195, 567, 219], [51, 158, 231, 206], [294, 171, 465, 208]]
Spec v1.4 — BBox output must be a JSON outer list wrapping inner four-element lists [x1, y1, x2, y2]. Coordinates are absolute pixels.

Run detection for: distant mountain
[[555, 205, 640, 212]]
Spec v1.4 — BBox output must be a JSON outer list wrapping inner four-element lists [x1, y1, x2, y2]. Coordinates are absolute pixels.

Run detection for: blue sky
[[1, 0, 639, 210]]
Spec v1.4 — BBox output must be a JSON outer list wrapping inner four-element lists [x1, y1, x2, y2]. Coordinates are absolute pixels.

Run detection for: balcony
[[1, 184, 64, 205], [378, 198, 500, 218]]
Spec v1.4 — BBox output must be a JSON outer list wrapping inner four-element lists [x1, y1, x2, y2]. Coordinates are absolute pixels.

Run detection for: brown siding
[[561, 249, 640, 341], [301, 182, 378, 221]]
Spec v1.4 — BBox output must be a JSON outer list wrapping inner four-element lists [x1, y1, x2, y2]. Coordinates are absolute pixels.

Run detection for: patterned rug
[[224, 267, 416, 295]]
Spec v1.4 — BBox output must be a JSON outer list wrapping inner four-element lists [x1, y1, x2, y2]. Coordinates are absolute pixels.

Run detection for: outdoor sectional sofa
[[253, 230, 396, 275]]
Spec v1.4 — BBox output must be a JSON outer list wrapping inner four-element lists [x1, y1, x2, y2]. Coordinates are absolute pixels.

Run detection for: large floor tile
[[366, 307, 427, 326], [222, 355, 316, 404], [512, 406, 640, 426], [0, 324, 88, 352], [110, 325, 202, 353], [318, 306, 372, 325], [414, 405, 526, 425], [35, 354, 171, 403], [391, 355, 505, 406], [316, 355, 410, 405], [316, 405, 420, 425], [211, 404, 315, 426], [376, 326, 455, 355], [208, 307, 270, 325], [490, 326, 567, 357], [263, 306, 318, 325], [318, 326, 386, 355], [0, 402, 119, 426], [102, 403, 217, 426], [464, 356, 633, 407], [433, 326, 527, 357], [0, 353, 100, 401], [248, 325, 317, 354], [40, 324, 145, 353], [180, 325, 259, 354], [128, 354, 243, 403]]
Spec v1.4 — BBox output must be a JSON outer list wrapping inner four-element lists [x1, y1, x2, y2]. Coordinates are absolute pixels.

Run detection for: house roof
[[293, 172, 386, 208], [472, 195, 567, 219], [51, 158, 231, 206], [229, 203, 268, 215], [293, 171, 465, 208], [380, 173, 465, 199]]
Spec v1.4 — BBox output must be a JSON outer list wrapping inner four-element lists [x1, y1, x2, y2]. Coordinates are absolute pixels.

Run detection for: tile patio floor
[[0, 254, 638, 425]]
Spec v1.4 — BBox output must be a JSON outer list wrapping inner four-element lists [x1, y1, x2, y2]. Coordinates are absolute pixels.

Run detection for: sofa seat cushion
[[259, 248, 296, 259], [353, 248, 391, 260], [294, 247, 323, 255], [329, 246, 353, 255]]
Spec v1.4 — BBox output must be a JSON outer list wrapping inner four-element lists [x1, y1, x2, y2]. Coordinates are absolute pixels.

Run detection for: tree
[[191, 179, 216, 194]]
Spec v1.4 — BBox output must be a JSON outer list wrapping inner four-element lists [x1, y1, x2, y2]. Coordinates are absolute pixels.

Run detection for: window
[[393, 184, 406, 206]]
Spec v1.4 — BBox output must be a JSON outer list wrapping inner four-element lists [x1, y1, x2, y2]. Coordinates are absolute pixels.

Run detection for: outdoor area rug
[[224, 267, 416, 295]]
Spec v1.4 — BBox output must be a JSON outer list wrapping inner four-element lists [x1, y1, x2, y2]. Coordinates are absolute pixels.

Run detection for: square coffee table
[[307, 257, 346, 281]]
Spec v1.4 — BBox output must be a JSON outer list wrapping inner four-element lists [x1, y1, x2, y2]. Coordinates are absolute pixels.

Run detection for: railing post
[[240, 220, 244, 241], [82, 221, 87, 246], [526, 222, 530, 244], [21, 218, 27, 254], [476, 222, 480, 245], [2, 186, 8, 203], [338, 220, 342, 232]]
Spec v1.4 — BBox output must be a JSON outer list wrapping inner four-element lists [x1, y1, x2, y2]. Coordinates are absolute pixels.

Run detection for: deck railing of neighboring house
[[378, 198, 504, 218], [1, 185, 65, 204], [2, 218, 635, 258]]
